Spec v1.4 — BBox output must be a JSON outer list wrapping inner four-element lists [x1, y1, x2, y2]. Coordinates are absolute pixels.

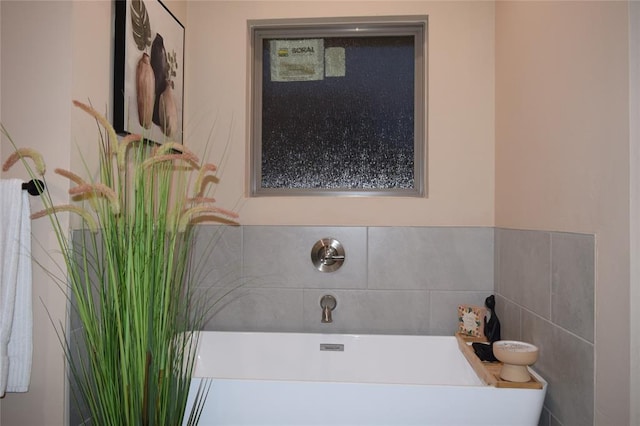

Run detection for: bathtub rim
[[190, 330, 547, 390]]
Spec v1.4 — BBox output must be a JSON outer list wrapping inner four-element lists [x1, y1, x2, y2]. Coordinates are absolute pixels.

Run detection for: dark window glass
[[250, 18, 426, 197]]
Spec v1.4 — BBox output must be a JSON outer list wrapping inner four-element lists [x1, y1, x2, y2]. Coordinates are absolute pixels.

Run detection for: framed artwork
[[114, 0, 185, 143]]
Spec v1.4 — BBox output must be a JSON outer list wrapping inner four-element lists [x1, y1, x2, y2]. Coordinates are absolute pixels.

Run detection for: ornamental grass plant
[[2, 100, 238, 425]]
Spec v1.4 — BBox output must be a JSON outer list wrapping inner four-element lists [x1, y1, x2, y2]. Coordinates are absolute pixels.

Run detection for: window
[[249, 16, 427, 197]]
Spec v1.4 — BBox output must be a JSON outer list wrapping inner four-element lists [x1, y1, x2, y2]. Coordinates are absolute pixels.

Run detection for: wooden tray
[[455, 333, 544, 389]]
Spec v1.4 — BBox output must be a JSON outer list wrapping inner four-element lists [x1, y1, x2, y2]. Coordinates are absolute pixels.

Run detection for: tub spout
[[320, 295, 337, 323], [322, 305, 333, 323]]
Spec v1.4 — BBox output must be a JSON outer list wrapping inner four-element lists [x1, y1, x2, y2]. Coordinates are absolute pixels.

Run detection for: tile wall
[[494, 228, 595, 426], [196, 225, 494, 335], [68, 226, 595, 426]]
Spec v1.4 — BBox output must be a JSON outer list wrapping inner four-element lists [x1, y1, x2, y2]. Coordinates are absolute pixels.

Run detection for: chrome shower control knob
[[311, 238, 345, 272], [322, 246, 339, 265]]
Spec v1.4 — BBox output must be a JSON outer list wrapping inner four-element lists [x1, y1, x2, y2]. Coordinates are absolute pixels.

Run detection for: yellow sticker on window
[[270, 39, 324, 82]]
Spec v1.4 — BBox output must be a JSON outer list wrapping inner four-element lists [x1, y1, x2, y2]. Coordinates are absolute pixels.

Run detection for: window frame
[[248, 16, 428, 197]]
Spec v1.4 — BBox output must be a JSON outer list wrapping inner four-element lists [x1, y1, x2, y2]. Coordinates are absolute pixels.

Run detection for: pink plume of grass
[[186, 197, 217, 205], [155, 142, 196, 157], [177, 205, 239, 233], [31, 204, 98, 232], [116, 133, 143, 169], [55, 168, 86, 186], [2, 148, 46, 175], [193, 163, 218, 196], [142, 153, 199, 169], [72, 100, 118, 153], [69, 183, 120, 215]]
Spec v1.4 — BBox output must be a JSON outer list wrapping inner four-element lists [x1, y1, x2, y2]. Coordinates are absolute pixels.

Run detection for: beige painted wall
[[630, 2, 640, 423], [0, 1, 170, 424], [5, 0, 632, 424], [185, 1, 496, 226], [0, 2, 73, 425], [163, 0, 187, 25], [0, 3, 188, 424], [495, 1, 630, 424], [1, 3, 493, 424]]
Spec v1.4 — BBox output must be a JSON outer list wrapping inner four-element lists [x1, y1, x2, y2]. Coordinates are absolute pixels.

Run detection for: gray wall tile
[[368, 227, 494, 291], [494, 228, 502, 295], [202, 226, 497, 336], [495, 294, 522, 341], [496, 229, 551, 319], [192, 224, 242, 289], [496, 228, 595, 425], [70, 230, 104, 332], [302, 289, 430, 335], [538, 407, 551, 426], [551, 232, 595, 343], [429, 291, 491, 336], [522, 311, 594, 426], [243, 226, 367, 289], [549, 413, 564, 426], [68, 329, 91, 426], [204, 287, 304, 332], [70, 225, 596, 426]]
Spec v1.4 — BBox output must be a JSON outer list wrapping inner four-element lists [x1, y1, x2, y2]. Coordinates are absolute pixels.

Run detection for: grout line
[[498, 293, 594, 346], [549, 231, 554, 325], [365, 226, 370, 290]]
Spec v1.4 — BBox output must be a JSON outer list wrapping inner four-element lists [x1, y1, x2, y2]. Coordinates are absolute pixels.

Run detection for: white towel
[[0, 179, 32, 397]]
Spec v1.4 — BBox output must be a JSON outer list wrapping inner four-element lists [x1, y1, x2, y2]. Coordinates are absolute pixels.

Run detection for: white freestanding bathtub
[[183, 331, 547, 426]]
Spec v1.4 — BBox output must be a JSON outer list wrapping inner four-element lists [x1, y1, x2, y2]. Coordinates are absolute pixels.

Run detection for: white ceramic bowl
[[493, 340, 539, 382]]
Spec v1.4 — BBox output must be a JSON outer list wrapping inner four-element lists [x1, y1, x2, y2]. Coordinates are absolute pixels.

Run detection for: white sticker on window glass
[[325, 47, 345, 77]]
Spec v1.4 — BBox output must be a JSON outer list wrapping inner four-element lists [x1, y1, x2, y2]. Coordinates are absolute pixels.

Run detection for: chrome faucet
[[320, 295, 337, 323]]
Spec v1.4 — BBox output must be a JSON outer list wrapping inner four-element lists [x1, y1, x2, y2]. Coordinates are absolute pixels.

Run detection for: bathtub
[[183, 331, 547, 426]]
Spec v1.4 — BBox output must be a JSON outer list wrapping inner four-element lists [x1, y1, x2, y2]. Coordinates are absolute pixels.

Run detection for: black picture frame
[[114, 0, 185, 143]]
